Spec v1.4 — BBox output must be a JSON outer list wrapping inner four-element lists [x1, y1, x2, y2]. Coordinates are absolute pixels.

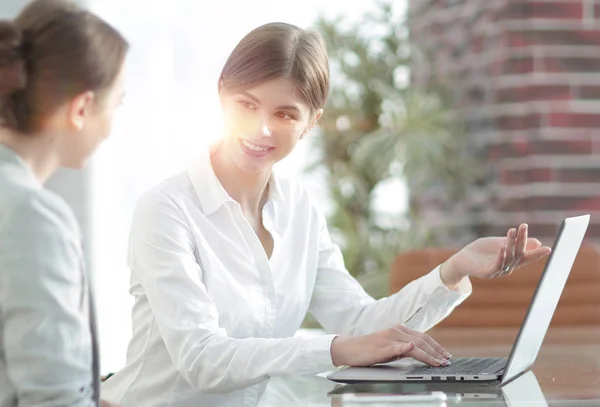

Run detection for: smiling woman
[[100, 21, 465, 407], [87, 0, 379, 378]]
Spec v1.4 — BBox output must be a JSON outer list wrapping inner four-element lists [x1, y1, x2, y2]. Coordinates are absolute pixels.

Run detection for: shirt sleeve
[[0, 192, 95, 407], [308, 213, 472, 336], [127, 191, 339, 394]]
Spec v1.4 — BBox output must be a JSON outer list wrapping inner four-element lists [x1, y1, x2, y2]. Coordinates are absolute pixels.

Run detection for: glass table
[[256, 326, 600, 406]]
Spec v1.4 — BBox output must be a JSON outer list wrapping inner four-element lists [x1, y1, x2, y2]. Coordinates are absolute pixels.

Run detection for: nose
[[258, 118, 272, 138]]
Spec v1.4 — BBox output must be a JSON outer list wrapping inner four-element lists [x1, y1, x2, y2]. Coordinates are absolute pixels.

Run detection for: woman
[[102, 23, 550, 406], [0, 1, 128, 406]]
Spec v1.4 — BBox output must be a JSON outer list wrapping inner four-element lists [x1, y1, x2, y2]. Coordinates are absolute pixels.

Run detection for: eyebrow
[[238, 91, 302, 114]]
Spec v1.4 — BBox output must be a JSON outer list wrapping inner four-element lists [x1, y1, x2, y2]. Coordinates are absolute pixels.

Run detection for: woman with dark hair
[[0, 1, 128, 406], [102, 22, 550, 407]]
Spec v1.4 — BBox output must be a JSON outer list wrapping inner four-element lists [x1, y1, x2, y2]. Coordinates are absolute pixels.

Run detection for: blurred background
[[3, 0, 600, 374]]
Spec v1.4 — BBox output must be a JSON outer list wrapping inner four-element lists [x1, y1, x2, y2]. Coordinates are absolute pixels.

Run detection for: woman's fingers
[[513, 224, 528, 264], [504, 228, 517, 271], [406, 345, 448, 367], [490, 244, 508, 278], [397, 325, 451, 359], [519, 247, 552, 266], [392, 326, 450, 365]]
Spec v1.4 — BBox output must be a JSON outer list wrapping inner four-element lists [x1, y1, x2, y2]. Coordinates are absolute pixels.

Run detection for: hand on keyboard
[[330, 324, 452, 367]]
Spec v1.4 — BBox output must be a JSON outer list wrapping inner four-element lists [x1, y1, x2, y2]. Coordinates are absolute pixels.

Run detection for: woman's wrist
[[330, 336, 347, 367], [440, 258, 465, 290]]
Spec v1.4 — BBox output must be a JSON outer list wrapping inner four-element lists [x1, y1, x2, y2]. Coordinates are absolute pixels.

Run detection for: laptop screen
[[501, 215, 590, 384]]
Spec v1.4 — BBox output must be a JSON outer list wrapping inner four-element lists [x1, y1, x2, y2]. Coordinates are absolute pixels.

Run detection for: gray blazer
[[0, 144, 97, 407]]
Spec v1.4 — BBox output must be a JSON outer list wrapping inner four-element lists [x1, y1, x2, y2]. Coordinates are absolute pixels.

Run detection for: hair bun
[[0, 20, 26, 96]]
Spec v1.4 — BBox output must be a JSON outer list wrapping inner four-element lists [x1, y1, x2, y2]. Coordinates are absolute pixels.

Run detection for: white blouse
[[102, 148, 471, 407], [0, 145, 95, 407]]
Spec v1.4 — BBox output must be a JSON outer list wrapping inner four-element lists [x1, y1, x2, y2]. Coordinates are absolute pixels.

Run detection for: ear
[[300, 108, 324, 140], [68, 91, 96, 131], [313, 108, 323, 124]]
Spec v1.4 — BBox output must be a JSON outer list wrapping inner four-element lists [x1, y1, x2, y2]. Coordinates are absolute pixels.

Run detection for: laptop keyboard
[[406, 357, 507, 375]]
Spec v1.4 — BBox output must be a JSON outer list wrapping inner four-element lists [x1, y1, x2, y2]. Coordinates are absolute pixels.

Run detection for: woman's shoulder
[[2, 185, 80, 242], [0, 187, 83, 288], [133, 171, 193, 216], [271, 173, 325, 217]]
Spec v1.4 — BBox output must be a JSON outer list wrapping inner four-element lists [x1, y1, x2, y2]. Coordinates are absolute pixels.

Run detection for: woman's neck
[[0, 128, 60, 184], [210, 144, 272, 216]]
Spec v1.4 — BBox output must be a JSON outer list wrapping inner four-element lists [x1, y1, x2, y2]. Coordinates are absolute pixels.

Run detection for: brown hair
[[219, 22, 330, 114], [0, 0, 129, 132]]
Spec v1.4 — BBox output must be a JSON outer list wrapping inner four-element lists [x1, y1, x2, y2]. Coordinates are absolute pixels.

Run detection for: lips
[[238, 138, 275, 158]]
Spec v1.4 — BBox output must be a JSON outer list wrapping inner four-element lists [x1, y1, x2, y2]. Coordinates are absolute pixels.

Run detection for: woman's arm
[[308, 213, 472, 336]]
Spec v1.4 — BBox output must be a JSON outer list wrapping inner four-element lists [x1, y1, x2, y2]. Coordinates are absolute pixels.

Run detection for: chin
[[62, 156, 88, 170]]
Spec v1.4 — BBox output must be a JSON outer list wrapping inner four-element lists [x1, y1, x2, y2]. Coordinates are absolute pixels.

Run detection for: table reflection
[[255, 370, 550, 407]]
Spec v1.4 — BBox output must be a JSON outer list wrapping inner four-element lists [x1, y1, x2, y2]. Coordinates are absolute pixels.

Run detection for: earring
[[300, 128, 313, 140]]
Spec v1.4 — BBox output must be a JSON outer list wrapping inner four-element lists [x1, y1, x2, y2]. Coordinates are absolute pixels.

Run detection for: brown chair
[[389, 244, 600, 328]]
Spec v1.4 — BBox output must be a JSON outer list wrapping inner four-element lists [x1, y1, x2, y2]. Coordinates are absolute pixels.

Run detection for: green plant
[[307, 1, 482, 302]]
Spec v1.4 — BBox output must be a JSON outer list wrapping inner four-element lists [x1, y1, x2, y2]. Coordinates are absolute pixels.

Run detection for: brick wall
[[409, 0, 600, 245]]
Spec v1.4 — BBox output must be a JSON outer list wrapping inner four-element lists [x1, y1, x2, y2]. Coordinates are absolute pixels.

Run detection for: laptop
[[328, 370, 547, 406], [328, 214, 590, 385]]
